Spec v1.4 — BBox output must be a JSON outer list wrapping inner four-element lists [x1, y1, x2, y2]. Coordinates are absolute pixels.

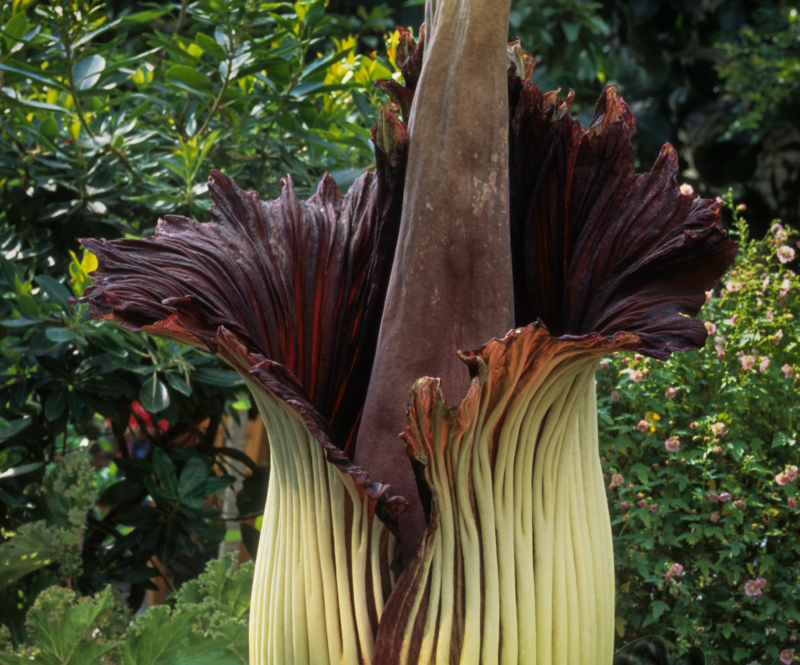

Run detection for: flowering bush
[[599, 196, 800, 663]]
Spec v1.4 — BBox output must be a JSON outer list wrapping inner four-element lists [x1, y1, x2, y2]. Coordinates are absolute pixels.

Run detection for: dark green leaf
[[140, 375, 170, 413], [45, 390, 68, 420], [152, 448, 179, 498], [72, 55, 107, 91], [166, 65, 214, 92]]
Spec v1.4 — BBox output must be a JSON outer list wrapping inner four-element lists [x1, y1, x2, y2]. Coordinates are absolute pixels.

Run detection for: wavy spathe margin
[[507, 76, 738, 359], [74, 135, 406, 457]]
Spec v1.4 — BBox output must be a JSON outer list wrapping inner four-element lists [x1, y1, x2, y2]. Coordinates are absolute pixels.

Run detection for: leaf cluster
[[0, 553, 252, 664]]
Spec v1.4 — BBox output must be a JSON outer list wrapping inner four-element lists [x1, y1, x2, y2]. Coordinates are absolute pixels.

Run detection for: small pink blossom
[[780, 278, 791, 297], [650, 503, 658, 513], [778, 245, 796, 264], [745, 579, 764, 596], [718, 492, 732, 502], [706, 492, 719, 503], [621, 502, 629, 510], [788, 498, 798, 509], [634, 354, 643, 361], [621, 357, 629, 365], [715, 446, 723, 454], [630, 370, 643, 383], [637, 420, 649, 432], [776, 329, 784, 345], [611, 474, 624, 487], [760, 357, 770, 373], [623, 514, 629, 522], [780, 648, 795, 665], [638, 500, 648, 509], [665, 386, 677, 400], [772, 223, 788, 242], [734, 499, 747, 510], [726, 281, 741, 292], [664, 563, 684, 579], [783, 364, 793, 378], [791, 636, 797, 643], [766, 311, 774, 322], [741, 355, 755, 370], [710, 511, 720, 522], [664, 436, 680, 452], [690, 422, 698, 429], [599, 362, 609, 370], [704, 321, 716, 335], [711, 422, 727, 436], [705, 290, 713, 303], [680, 183, 694, 196], [776, 466, 797, 485], [732, 314, 738, 324], [611, 390, 620, 402], [763, 275, 771, 290]]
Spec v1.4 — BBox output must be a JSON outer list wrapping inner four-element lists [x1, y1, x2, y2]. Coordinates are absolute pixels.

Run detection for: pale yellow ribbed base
[[392, 354, 615, 665], [246, 378, 396, 665]]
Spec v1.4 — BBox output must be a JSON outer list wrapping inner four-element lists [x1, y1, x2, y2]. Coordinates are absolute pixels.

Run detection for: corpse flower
[[73, 0, 736, 662]]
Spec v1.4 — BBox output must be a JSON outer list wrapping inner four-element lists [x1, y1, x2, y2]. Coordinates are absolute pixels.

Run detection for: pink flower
[[665, 386, 676, 400], [703, 321, 716, 336], [727, 281, 741, 292], [766, 311, 775, 322], [634, 354, 643, 361], [778, 245, 796, 264], [763, 275, 771, 290], [621, 357, 629, 365], [787, 466, 799, 482], [611, 390, 620, 402], [637, 420, 649, 432], [664, 562, 684, 579], [623, 514, 629, 522], [650, 503, 658, 513], [783, 364, 794, 378], [777, 472, 790, 486], [665, 436, 680, 452], [690, 421, 699, 429], [776, 329, 785, 345], [780, 279, 791, 297], [599, 362, 609, 370], [705, 290, 713, 303], [745, 579, 764, 596], [740, 355, 755, 370], [715, 446, 722, 454], [772, 223, 788, 242], [638, 500, 648, 509], [706, 492, 719, 503], [789, 498, 798, 509], [732, 314, 738, 324], [711, 422, 727, 436], [710, 511, 720, 522], [611, 474, 624, 487], [620, 501, 629, 510], [718, 492, 732, 502], [791, 636, 797, 643], [780, 649, 795, 665], [630, 370, 643, 383], [760, 357, 770, 373], [734, 499, 747, 510], [680, 183, 694, 196]]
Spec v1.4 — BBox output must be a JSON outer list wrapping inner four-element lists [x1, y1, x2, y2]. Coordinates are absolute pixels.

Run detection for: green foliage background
[[599, 203, 800, 664], [1, 0, 799, 663]]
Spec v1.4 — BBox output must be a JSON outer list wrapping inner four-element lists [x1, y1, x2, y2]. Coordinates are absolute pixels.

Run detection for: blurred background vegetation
[[1, 0, 798, 662]]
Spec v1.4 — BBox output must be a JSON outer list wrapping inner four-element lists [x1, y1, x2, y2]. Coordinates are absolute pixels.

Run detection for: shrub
[[600, 196, 800, 664]]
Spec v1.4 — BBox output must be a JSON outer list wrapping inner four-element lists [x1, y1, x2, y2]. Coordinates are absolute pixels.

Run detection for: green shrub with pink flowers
[[598, 194, 800, 665]]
